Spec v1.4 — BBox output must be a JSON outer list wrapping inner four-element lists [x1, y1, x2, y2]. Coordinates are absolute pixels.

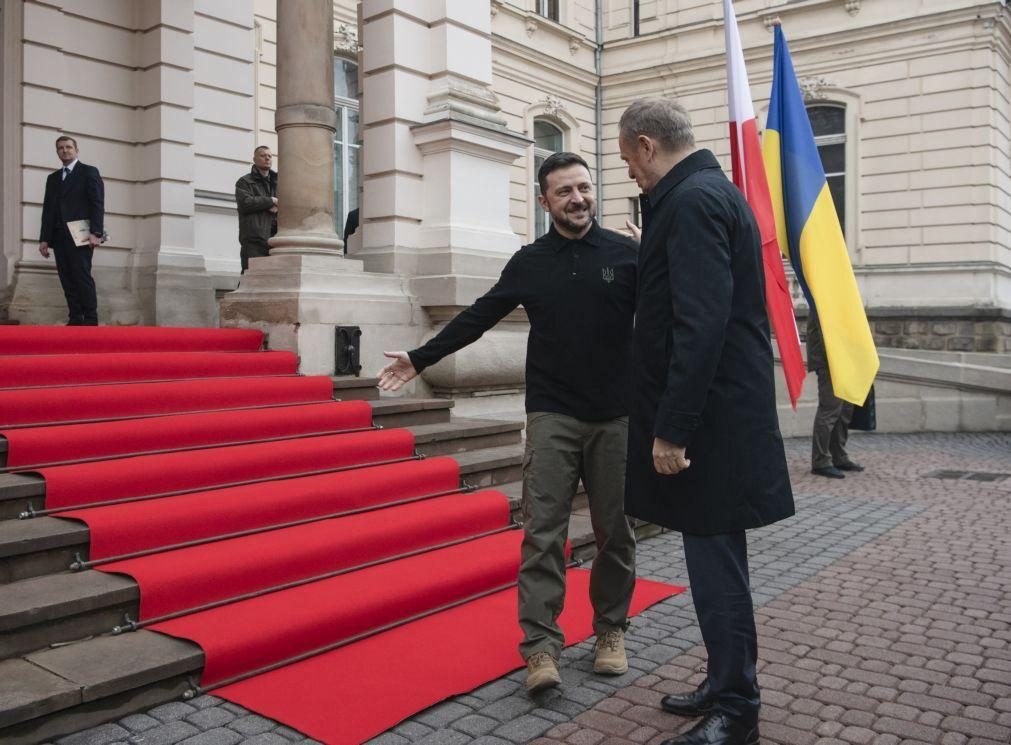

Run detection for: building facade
[[1, 0, 1009, 361]]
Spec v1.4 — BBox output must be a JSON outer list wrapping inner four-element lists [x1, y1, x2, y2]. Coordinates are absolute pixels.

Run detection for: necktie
[[62, 167, 70, 181]]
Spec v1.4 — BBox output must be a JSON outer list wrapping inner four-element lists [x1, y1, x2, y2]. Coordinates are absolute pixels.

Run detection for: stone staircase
[[0, 377, 658, 744]]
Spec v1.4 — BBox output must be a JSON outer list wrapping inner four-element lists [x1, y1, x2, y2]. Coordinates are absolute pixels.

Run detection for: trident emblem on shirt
[[602, 267, 615, 283]]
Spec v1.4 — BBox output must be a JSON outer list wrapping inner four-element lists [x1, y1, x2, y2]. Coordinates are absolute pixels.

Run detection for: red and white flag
[[724, 0, 806, 408]]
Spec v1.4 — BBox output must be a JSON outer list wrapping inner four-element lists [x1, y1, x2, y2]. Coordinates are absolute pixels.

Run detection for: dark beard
[[553, 207, 593, 234]]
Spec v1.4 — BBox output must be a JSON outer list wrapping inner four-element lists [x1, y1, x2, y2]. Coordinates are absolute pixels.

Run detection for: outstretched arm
[[375, 253, 525, 389]]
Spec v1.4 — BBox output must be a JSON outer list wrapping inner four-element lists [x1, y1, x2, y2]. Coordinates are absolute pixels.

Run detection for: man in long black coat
[[618, 98, 794, 745]]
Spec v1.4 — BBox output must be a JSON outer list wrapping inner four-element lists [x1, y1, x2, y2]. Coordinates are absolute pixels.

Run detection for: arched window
[[334, 56, 360, 237], [533, 119, 564, 237], [807, 104, 846, 236]]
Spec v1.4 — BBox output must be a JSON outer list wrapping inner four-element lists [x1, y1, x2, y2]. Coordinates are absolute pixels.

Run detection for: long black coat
[[624, 150, 794, 535]]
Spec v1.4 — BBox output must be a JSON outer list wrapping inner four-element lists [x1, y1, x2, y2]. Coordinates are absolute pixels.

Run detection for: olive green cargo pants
[[518, 412, 637, 660]]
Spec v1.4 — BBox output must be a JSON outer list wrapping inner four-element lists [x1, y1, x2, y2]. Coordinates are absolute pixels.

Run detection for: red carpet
[[0, 376, 334, 428], [0, 325, 264, 354], [58, 458, 462, 560], [220, 570, 680, 745], [3, 401, 372, 467], [0, 326, 686, 744], [100, 491, 511, 620], [0, 351, 296, 389], [34, 428, 416, 510]]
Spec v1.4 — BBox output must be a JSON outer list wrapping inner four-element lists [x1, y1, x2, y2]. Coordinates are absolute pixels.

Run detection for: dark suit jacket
[[624, 149, 794, 535], [39, 162, 105, 244]]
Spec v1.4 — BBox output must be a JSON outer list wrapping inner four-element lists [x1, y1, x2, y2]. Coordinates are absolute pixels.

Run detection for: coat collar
[[59, 160, 84, 188], [646, 149, 722, 207], [250, 166, 277, 182], [543, 219, 605, 251]]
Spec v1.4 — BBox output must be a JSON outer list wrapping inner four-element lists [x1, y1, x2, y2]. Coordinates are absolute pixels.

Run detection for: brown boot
[[593, 629, 628, 675], [525, 651, 561, 692]]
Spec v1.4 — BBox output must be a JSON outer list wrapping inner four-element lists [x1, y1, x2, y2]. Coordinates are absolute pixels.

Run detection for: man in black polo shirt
[[377, 152, 637, 693]]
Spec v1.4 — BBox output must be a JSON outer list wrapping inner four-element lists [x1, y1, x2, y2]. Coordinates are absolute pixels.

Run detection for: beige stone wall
[[2, 0, 1009, 329], [598, 0, 1011, 316], [492, 2, 599, 240]]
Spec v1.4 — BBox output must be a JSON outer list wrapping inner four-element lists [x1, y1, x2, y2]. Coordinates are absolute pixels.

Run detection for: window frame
[[333, 55, 360, 238], [532, 119, 565, 239], [807, 103, 847, 238]]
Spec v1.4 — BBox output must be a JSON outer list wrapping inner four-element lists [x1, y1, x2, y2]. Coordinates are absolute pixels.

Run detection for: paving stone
[[57, 724, 131, 745], [493, 714, 556, 742], [184, 706, 237, 730], [176, 728, 244, 745], [133, 721, 201, 745], [415, 730, 470, 745], [149, 702, 199, 724], [227, 714, 277, 736], [119, 714, 161, 733], [240, 735, 296, 745], [451, 714, 499, 736]]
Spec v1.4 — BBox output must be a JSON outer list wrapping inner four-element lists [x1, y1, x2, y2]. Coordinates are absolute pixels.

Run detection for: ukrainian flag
[[762, 25, 878, 405]]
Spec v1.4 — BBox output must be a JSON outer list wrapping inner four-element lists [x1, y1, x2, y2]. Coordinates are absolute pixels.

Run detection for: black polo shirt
[[408, 221, 637, 421]]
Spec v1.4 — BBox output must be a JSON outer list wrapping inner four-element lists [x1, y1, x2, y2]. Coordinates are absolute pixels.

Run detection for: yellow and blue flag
[[762, 25, 878, 405]]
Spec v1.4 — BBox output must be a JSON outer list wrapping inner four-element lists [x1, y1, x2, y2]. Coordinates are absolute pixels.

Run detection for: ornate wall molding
[[334, 22, 360, 56], [798, 76, 833, 102], [845, 0, 861, 16]]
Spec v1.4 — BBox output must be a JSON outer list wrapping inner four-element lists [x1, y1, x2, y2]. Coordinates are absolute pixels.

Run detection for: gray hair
[[618, 98, 695, 152]]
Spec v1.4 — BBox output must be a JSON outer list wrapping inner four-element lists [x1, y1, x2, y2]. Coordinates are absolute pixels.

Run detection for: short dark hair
[[254, 145, 271, 154], [55, 135, 78, 148], [537, 151, 590, 194]]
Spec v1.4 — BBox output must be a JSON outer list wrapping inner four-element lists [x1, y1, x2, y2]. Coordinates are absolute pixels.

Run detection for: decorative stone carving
[[763, 15, 781, 31], [525, 18, 538, 37], [845, 0, 861, 15], [490, 2, 499, 18], [334, 22, 359, 55], [569, 36, 580, 55], [798, 76, 832, 102], [541, 94, 565, 117]]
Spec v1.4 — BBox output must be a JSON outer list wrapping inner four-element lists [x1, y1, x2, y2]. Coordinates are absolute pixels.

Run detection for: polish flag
[[724, 0, 806, 407]]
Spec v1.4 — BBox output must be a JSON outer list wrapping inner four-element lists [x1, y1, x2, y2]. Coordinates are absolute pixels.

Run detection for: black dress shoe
[[661, 712, 760, 745], [835, 461, 864, 472], [661, 680, 714, 717], [812, 465, 845, 479]]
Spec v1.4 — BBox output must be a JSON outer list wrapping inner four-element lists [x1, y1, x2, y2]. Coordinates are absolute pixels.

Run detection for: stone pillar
[[358, 0, 531, 410], [269, 0, 343, 256], [220, 0, 420, 376]]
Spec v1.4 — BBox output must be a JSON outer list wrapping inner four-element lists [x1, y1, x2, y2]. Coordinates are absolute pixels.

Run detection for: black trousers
[[682, 531, 760, 720], [52, 233, 97, 325]]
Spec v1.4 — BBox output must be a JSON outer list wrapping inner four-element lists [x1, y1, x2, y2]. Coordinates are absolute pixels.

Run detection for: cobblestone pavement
[[54, 432, 1011, 745]]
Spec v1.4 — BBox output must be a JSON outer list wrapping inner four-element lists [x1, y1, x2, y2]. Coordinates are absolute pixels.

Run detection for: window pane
[[348, 145, 360, 213], [334, 57, 359, 100], [334, 141, 345, 231], [534, 120, 563, 150], [538, 0, 559, 21], [818, 143, 845, 175], [347, 108, 359, 144], [335, 107, 344, 144], [807, 106, 844, 137], [826, 174, 845, 236]]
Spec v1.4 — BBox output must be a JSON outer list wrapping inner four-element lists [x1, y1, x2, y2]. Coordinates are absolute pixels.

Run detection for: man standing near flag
[[619, 97, 793, 745]]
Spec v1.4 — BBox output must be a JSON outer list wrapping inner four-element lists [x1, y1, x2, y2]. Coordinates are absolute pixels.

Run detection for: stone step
[[0, 441, 529, 658], [0, 418, 523, 584], [0, 487, 663, 744], [331, 376, 379, 401], [0, 631, 202, 744], [0, 398, 458, 520]]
